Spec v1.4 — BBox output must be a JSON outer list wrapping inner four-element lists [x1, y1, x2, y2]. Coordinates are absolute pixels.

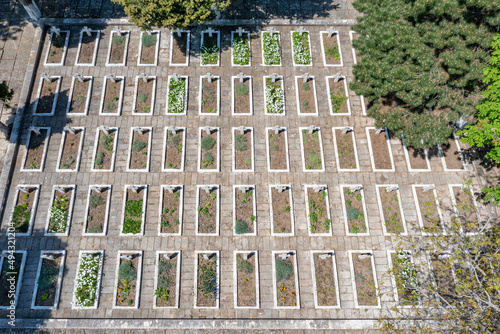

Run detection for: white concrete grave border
[[269, 184, 295, 237], [66, 75, 92, 116], [158, 185, 184, 236], [411, 184, 445, 236], [265, 127, 290, 172], [366, 127, 395, 172], [162, 127, 186, 172], [310, 250, 340, 308], [31, 250, 66, 310], [154, 251, 182, 309], [71, 250, 104, 310], [386, 250, 419, 308], [438, 133, 466, 172], [126, 126, 152, 172], [195, 185, 220, 236], [165, 75, 189, 115], [299, 127, 326, 172], [137, 30, 160, 66], [75, 29, 100, 66], [272, 250, 300, 309], [320, 30, 343, 67], [105, 29, 130, 66], [194, 250, 220, 309], [233, 250, 260, 309], [325, 75, 351, 116], [99, 75, 125, 116], [232, 127, 255, 172], [425, 251, 458, 306], [348, 250, 381, 308], [290, 29, 313, 67], [0, 250, 27, 309], [198, 74, 220, 116], [43, 29, 70, 66], [233, 185, 257, 236], [132, 75, 156, 116], [304, 185, 332, 236], [8, 184, 40, 236], [120, 185, 148, 236], [44, 184, 76, 237], [197, 127, 220, 173], [231, 75, 253, 116], [112, 250, 143, 309], [169, 30, 190, 66], [20, 127, 50, 172], [340, 184, 369, 236], [200, 30, 220, 67], [295, 75, 319, 116], [55, 126, 85, 172], [263, 75, 286, 115], [448, 184, 481, 235], [332, 127, 360, 172], [231, 30, 251, 67], [402, 136, 431, 172], [83, 185, 112, 236], [261, 31, 282, 66], [349, 31, 367, 116], [33, 75, 61, 116], [375, 184, 408, 236], [91, 126, 119, 172]]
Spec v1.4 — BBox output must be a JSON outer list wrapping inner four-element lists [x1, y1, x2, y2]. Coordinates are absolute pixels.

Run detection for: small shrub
[[234, 82, 249, 98], [204, 152, 214, 164], [132, 141, 147, 152], [235, 219, 251, 234], [38, 264, 59, 291], [201, 136, 216, 150], [141, 33, 157, 47], [138, 92, 148, 103], [302, 82, 310, 91], [104, 101, 116, 112], [87, 225, 103, 233], [118, 261, 137, 282], [346, 207, 359, 220], [88, 194, 103, 208], [238, 259, 253, 274], [234, 134, 247, 151], [301, 100, 309, 110], [112, 35, 125, 44], [275, 258, 293, 282]]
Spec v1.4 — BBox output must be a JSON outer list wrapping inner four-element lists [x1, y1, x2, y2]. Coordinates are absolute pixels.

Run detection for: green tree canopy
[[111, 0, 231, 30], [351, 0, 500, 149]]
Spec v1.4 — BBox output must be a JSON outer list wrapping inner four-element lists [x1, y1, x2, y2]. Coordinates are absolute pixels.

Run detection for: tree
[[350, 0, 500, 149], [111, 0, 231, 30], [0, 81, 13, 137]]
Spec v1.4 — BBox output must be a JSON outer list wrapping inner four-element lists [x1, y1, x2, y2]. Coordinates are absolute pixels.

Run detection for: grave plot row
[[43, 26, 345, 67]]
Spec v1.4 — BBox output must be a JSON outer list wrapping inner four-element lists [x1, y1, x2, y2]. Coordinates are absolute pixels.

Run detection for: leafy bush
[[292, 31, 311, 65], [132, 141, 147, 152], [232, 35, 250, 65], [118, 261, 137, 282], [330, 92, 348, 113], [201, 136, 216, 150], [235, 219, 251, 234], [324, 44, 341, 60], [38, 264, 59, 291], [203, 152, 214, 164], [302, 82, 310, 91], [275, 258, 293, 282], [141, 33, 157, 47], [346, 207, 359, 220], [234, 82, 249, 98], [234, 134, 247, 151], [238, 259, 253, 274], [88, 194, 103, 208], [11, 203, 30, 232], [123, 199, 143, 234], [198, 255, 218, 298], [262, 32, 281, 65], [138, 92, 148, 103], [104, 101, 116, 112], [87, 225, 103, 234], [112, 35, 125, 44], [201, 39, 219, 65]]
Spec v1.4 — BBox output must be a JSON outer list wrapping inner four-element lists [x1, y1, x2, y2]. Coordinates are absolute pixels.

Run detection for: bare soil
[[85, 189, 108, 234], [301, 130, 323, 170], [275, 254, 297, 307], [200, 130, 218, 170], [93, 129, 115, 170], [12, 188, 35, 233], [407, 146, 428, 170], [134, 78, 154, 114], [430, 254, 456, 304], [297, 78, 316, 114], [34, 253, 62, 307], [335, 129, 357, 169], [379, 188, 404, 234], [268, 129, 287, 170], [235, 188, 255, 234], [233, 78, 251, 114], [313, 253, 337, 306], [343, 188, 366, 234], [352, 254, 378, 306], [200, 78, 218, 114], [368, 129, 392, 170], [155, 254, 178, 307], [36, 79, 58, 114], [109, 32, 127, 64], [196, 254, 217, 307], [139, 32, 158, 64], [58, 130, 82, 170], [197, 189, 217, 234], [171, 32, 189, 64], [415, 187, 442, 233], [323, 33, 341, 65], [47, 32, 67, 64], [236, 253, 257, 307], [271, 188, 292, 234], [68, 78, 90, 114], [164, 131, 184, 170], [24, 129, 48, 170], [234, 130, 252, 170], [307, 188, 330, 234], [129, 130, 149, 170], [442, 137, 464, 170], [0, 253, 23, 306], [160, 188, 181, 234], [102, 78, 122, 114], [452, 186, 478, 232], [115, 254, 139, 307], [328, 78, 348, 114], [78, 32, 98, 64]]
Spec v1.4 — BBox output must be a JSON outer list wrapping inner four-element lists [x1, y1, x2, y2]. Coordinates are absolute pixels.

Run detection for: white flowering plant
[[265, 78, 284, 114], [167, 77, 186, 114], [73, 252, 101, 308], [262, 32, 281, 65], [48, 195, 69, 234], [232, 35, 250, 65], [292, 31, 311, 65], [201, 37, 219, 65]]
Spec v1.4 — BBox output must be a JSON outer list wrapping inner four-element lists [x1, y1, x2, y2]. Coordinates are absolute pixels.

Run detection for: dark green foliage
[[12, 203, 30, 232], [198, 255, 218, 298], [235, 219, 251, 234], [88, 195, 103, 208], [104, 101, 116, 112], [238, 259, 253, 274], [275, 258, 293, 282], [346, 207, 359, 220], [132, 141, 147, 152], [123, 199, 143, 234], [234, 134, 247, 151], [141, 33, 157, 47], [112, 35, 125, 44], [302, 82, 310, 91], [118, 261, 137, 282], [204, 152, 214, 163], [0, 81, 13, 107], [101, 134, 114, 152], [38, 264, 59, 291], [234, 82, 249, 98], [87, 225, 103, 233], [201, 136, 215, 150], [138, 92, 148, 103]]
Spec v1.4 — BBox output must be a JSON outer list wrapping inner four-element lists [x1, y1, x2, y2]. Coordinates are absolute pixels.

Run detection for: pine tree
[[0, 81, 13, 137]]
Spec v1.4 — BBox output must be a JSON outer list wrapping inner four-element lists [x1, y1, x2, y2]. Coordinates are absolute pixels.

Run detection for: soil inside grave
[[297, 78, 316, 114], [102, 78, 121, 114], [85, 189, 108, 234], [58, 131, 81, 170], [233, 78, 251, 114], [140, 32, 158, 64], [407, 146, 428, 170], [313, 253, 337, 306], [0, 253, 23, 306], [134, 79, 154, 114], [171, 32, 188, 64], [47, 32, 67, 64], [202, 33, 218, 65], [343, 189, 366, 234], [430, 254, 456, 304], [196, 254, 217, 307], [68, 78, 90, 114], [197, 189, 217, 234], [94, 130, 115, 170], [164, 131, 184, 170], [236, 254, 256, 307], [452, 186, 478, 232], [352, 254, 378, 306], [234, 130, 252, 170], [441, 137, 464, 170], [271, 188, 292, 234], [200, 78, 218, 114], [34, 254, 62, 307], [323, 33, 342, 65], [301, 130, 323, 170], [155, 255, 178, 307], [116, 255, 139, 307], [24, 129, 48, 170], [335, 129, 357, 169], [415, 187, 442, 233], [235, 189, 254, 234], [109, 32, 127, 64], [129, 130, 149, 170], [268, 130, 287, 170], [12, 188, 35, 233], [328, 78, 348, 114], [200, 131, 218, 170], [275, 254, 298, 307], [160, 189, 181, 234], [368, 129, 392, 170], [36, 79, 58, 114], [78, 32, 97, 63], [307, 188, 330, 234], [390, 253, 418, 305], [380, 189, 404, 234]]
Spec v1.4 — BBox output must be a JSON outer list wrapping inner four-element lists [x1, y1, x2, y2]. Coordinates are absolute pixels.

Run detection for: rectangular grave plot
[[440, 136, 465, 171], [450, 185, 479, 233], [200, 31, 220, 66], [350, 252, 379, 307], [312, 251, 339, 307], [270, 186, 294, 235], [45, 31, 69, 65], [100, 76, 124, 115], [291, 30, 312, 66], [0, 251, 26, 308], [195, 252, 219, 308], [232, 76, 252, 115], [170, 31, 190, 65], [405, 143, 430, 171], [342, 186, 368, 235], [57, 127, 84, 171], [333, 128, 359, 171], [76, 30, 100, 65], [107, 31, 129, 65], [84, 186, 111, 235], [350, 31, 360, 64], [235, 252, 258, 308], [9, 185, 39, 235], [326, 76, 349, 115], [121, 186, 147, 235], [155, 251, 181, 308], [231, 31, 251, 66], [114, 251, 142, 308], [166, 76, 188, 114], [138, 31, 159, 65], [163, 128, 185, 171], [261, 31, 281, 65], [160, 186, 183, 235], [34, 76, 61, 115], [32, 251, 65, 309], [199, 128, 219, 171], [305, 186, 331, 235], [367, 128, 394, 171], [264, 76, 285, 115], [266, 128, 289, 171], [273, 252, 299, 308], [199, 76, 220, 115], [388, 251, 419, 306], [321, 32, 342, 66], [233, 128, 253, 171], [92, 128, 118, 171], [300, 128, 324, 171], [295, 76, 317, 115], [429, 254, 456, 304], [413, 186, 443, 234], [234, 186, 256, 235], [72, 251, 104, 309], [377, 186, 406, 235], [133, 76, 156, 115], [196, 186, 219, 235], [128, 128, 151, 171], [46, 186, 75, 235], [67, 76, 92, 115], [22, 128, 50, 171]]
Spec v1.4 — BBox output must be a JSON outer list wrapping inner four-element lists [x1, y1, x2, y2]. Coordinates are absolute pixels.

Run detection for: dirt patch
[[343, 188, 366, 234], [407, 146, 428, 170], [134, 78, 154, 114], [196, 253, 218, 307], [34, 253, 62, 307], [307, 188, 330, 234], [441, 137, 464, 170], [452, 186, 478, 232], [368, 129, 392, 170], [115, 254, 140, 307], [58, 130, 82, 170], [24, 129, 48, 170], [430, 254, 456, 304], [102, 78, 122, 114], [271, 187, 292, 234], [200, 130, 218, 170], [268, 129, 287, 170], [234, 130, 252, 170], [155, 254, 178, 307], [379, 188, 405, 234], [197, 189, 217, 234], [47, 32, 67, 64], [236, 253, 257, 307], [139, 32, 158, 64], [200, 78, 218, 114], [275, 254, 298, 307], [129, 130, 149, 170], [93, 129, 115, 170], [109, 31, 127, 64], [327, 78, 348, 114], [11, 188, 35, 233], [36, 78, 58, 114], [164, 131, 184, 170], [85, 189, 108, 234], [68, 78, 90, 114], [313, 253, 337, 306], [415, 187, 442, 233], [301, 129, 323, 170], [335, 129, 357, 169], [161, 188, 181, 234], [322, 33, 341, 65], [171, 32, 188, 64], [297, 78, 316, 114], [235, 188, 255, 234], [78, 32, 98, 64], [233, 78, 251, 114], [352, 254, 378, 306], [0, 253, 23, 306], [390, 253, 418, 305]]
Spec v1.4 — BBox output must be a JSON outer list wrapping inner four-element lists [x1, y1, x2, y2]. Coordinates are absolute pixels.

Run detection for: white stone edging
[[332, 127, 360, 172], [269, 184, 295, 237], [194, 250, 220, 309], [105, 30, 130, 66], [198, 75, 220, 116], [386, 250, 419, 308], [31, 250, 66, 310], [304, 185, 332, 236], [325, 75, 351, 116], [233, 185, 257, 236], [438, 133, 466, 172], [165, 75, 189, 115], [320, 31, 343, 67], [75, 30, 100, 66], [402, 136, 431, 172], [158, 185, 184, 236], [112, 250, 143, 309], [20, 127, 50, 172], [265, 127, 290, 172], [66, 75, 92, 115], [71, 250, 104, 310], [263, 75, 286, 115], [0, 250, 27, 309], [298, 127, 325, 172], [295, 75, 318, 116], [7, 184, 40, 236], [365, 127, 395, 172], [231, 75, 253, 116], [44, 184, 76, 237], [261, 31, 282, 66], [162, 127, 186, 172], [232, 127, 255, 172], [195, 185, 220, 236], [200, 30, 220, 67], [82, 185, 112, 236], [99, 75, 125, 116], [90, 127, 119, 172], [153, 251, 182, 309], [197, 127, 220, 173], [55, 127, 85, 172], [32, 75, 61, 116], [231, 31, 251, 67], [132, 75, 156, 115], [272, 250, 300, 309], [169, 30, 190, 66], [411, 184, 445, 236], [126, 126, 152, 172], [375, 184, 408, 236], [348, 250, 381, 308], [448, 184, 480, 235], [340, 184, 369, 236], [120, 185, 148, 236], [137, 30, 160, 66], [310, 250, 340, 308], [43, 30, 69, 66], [233, 250, 260, 309], [290, 30, 312, 67]]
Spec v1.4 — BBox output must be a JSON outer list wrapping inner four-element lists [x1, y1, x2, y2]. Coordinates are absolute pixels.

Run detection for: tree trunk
[[19, 0, 41, 21]]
